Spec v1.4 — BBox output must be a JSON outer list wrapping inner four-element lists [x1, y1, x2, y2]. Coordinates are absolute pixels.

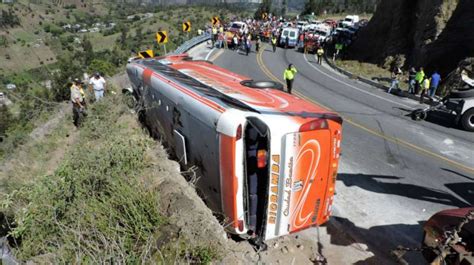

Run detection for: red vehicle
[[422, 207, 474, 264], [323, 19, 337, 29], [302, 33, 320, 54]]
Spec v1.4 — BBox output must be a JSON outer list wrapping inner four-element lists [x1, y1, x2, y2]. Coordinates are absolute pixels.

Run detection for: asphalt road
[[211, 44, 474, 264]]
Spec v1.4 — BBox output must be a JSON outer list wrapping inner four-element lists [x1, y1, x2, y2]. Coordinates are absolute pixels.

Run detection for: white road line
[[302, 53, 413, 109], [205, 48, 216, 61]]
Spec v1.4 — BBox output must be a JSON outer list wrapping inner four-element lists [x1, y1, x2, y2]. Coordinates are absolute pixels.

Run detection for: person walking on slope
[[317, 46, 324, 65], [429, 71, 441, 97], [284, 64, 298, 94], [89, 72, 107, 101], [71, 78, 85, 127], [271, 35, 277, 52], [419, 76, 431, 104], [414, 67, 425, 95], [408, 67, 417, 94], [388, 66, 402, 94]]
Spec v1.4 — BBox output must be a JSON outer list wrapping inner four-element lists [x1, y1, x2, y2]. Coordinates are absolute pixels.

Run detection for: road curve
[[213, 45, 474, 264]]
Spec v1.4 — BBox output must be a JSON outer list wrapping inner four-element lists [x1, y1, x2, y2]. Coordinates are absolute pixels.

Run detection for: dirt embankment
[[349, 0, 474, 76]]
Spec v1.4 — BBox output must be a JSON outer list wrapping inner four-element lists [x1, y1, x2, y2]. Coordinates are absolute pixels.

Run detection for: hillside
[[348, 0, 474, 76]]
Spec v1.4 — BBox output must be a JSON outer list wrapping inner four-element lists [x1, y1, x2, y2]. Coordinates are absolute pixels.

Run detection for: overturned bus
[[126, 54, 343, 242]]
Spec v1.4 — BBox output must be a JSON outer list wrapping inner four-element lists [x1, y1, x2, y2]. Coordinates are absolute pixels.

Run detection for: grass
[[334, 59, 409, 90], [1, 93, 219, 263]]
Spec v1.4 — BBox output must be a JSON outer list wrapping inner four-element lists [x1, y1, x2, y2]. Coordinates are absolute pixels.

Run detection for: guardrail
[[171, 33, 211, 55]]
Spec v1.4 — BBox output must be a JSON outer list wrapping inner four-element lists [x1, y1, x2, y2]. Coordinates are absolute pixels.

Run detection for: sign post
[[156, 31, 168, 54]]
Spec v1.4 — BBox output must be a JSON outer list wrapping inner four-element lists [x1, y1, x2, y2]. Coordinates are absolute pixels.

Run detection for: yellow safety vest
[[212, 28, 217, 34], [317, 48, 324, 55], [284, 67, 298, 80], [272, 38, 277, 45]]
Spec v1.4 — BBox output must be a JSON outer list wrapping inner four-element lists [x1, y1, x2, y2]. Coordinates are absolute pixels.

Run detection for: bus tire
[[460, 108, 474, 132]]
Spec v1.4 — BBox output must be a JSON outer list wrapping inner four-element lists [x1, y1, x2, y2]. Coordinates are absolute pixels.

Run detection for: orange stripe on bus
[[220, 134, 238, 228]]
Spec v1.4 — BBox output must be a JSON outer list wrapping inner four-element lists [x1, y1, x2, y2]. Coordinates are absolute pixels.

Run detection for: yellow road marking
[[256, 44, 474, 174], [210, 48, 225, 62]]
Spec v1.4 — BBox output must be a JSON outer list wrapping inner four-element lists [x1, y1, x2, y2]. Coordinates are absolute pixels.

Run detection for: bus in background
[[126, 54, 343, 245]]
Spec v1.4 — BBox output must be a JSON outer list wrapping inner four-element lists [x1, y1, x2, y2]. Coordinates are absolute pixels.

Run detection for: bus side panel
[[177, 105, 222, 213]]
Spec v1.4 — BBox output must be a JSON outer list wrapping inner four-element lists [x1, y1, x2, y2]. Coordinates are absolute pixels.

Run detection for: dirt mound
[[349, 0, 474, 75]]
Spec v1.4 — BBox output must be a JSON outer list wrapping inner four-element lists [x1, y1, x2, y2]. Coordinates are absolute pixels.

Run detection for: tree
[[255, 0, 272, 19], [82, 36, 94, 66], [301, 0, 318, 15], [0, 105, 14, 141], [281, 0, 288, 17]]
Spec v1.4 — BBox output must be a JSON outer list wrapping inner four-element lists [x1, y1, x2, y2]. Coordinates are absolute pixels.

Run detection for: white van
[[279, 27, 299, 48], [342, 15, 360, 27]]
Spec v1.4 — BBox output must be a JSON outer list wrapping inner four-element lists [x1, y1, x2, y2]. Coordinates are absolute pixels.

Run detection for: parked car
[[296, 21, 309, 31], [229, 21, 248, 35], [422, 207, 473, 264], [342, 15, 360, 28], [323, 19, 337, 29]]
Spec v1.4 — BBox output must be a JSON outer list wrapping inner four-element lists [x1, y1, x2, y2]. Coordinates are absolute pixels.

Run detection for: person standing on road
[[415, 67, 425, 94], [408, 67, 417, 94], [212, 26, 218, 47], [89, 72, 107, 101], [223, 32, 228, 49], [232, 34, 238, 51], [429, 71, 441, 97], [245, 37, 251, 56], [283, 64, 298, 94], [71, 78, 85, 127], [317, 47, 324, 65], [271, 35, 277, 52], [420, 76, 431, 103], [255, 36, 261, 53]]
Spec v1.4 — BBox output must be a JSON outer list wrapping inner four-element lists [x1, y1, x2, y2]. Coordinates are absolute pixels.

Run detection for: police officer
[[271, 35, 277, 53], [70, 78, 85, 127], [317, 46, 324, 65], [283, 64, 298, 94]]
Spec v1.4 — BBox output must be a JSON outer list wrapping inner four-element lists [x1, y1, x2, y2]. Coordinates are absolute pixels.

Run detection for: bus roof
[[136, 55, 336, 117]]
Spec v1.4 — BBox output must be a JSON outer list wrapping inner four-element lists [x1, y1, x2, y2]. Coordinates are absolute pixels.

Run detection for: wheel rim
[[469, 115, 474, 127]]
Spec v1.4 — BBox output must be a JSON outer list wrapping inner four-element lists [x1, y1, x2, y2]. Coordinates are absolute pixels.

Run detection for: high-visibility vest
[[272, 38, 277, 45], [212, 28, 217, 34], [317, 48, 324, 55], [284, 67, 298, 80]]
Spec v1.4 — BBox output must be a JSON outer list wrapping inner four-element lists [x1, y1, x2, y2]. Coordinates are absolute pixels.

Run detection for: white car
[[296, 21, 308, 31], [342, 15, 360, 28]]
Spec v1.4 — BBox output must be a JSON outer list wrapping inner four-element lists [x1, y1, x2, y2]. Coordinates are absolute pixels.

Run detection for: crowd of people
[[389, 66, 442, 103]]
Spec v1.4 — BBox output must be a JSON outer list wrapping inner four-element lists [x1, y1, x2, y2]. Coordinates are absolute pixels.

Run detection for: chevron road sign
[[182, 21, 191, 32], [156, 31, 168, 44], [212, 16, 219, 26]]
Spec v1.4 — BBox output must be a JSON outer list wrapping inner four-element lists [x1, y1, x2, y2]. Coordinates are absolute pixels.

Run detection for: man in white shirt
[[88, 72, 106, 101]]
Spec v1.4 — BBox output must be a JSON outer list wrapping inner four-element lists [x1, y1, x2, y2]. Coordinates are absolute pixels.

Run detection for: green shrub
[[3, 96, 165, 262]]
